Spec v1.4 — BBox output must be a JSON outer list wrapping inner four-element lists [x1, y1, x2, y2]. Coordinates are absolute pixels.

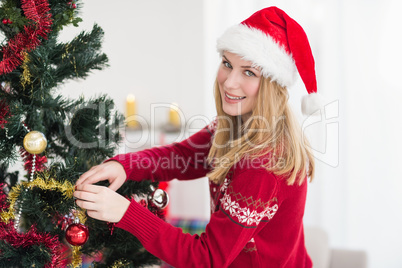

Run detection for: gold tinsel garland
[[20, 51, 32, 89], [0, 175, 86, 268], [71, 246, 83, 268], [111, 259, 131, 268], [0, 176, 77, 223]]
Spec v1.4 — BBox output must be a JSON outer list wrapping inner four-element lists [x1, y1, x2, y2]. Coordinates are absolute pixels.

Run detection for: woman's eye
[[223, 61, 232, 68], [245, 70, 256, 77]]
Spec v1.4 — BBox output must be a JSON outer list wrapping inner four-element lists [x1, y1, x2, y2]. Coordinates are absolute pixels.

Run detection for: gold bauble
[[23, 131, 47, 154]]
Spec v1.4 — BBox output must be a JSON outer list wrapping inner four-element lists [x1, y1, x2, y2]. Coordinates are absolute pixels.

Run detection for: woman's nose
[[224, 71, 240, 89]]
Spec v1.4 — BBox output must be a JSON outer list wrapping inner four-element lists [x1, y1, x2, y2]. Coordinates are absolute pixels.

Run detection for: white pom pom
[[301, 93, 325, 116]]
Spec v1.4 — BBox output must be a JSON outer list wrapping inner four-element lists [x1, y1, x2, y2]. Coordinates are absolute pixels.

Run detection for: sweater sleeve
[[107, 120, 217, 182], [115, 167, 279, 268]]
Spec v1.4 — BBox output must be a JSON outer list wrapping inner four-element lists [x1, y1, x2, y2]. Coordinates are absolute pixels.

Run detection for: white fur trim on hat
[[301, 92, 324, 116], [216, 24, 297, 88]]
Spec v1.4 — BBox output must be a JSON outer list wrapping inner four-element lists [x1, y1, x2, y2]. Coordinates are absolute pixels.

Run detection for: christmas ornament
[[0, 0, 52, 75], [149, 187, 169, 209], [65, 217, 89, 246], [23, 130, 47, 154], [2, 19, 8, 24]]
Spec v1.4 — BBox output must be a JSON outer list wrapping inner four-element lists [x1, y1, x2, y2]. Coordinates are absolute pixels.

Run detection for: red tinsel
[[0, 183, 9, 211], [0, 224, 63, 268], [20, 147, 48, 171], [0, 100, 9, 128], [0, 0, 53, 75]]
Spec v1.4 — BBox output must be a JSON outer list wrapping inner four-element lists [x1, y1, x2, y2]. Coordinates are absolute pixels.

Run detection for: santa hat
[[217, 6, 323, 116]]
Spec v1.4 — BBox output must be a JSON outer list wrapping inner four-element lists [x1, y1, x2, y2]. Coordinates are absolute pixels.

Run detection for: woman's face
[[217, 51, 261, 122]]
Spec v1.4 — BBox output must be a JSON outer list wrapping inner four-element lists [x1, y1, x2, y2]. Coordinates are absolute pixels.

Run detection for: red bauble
[[7, 19, 12, 24], [65, 223, 89, 246], [2, 19, 7, 24], [72, 3, 76, 8]]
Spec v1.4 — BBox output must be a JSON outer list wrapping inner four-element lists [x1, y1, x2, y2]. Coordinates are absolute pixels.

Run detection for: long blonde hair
[[207, 76, 315, 185]]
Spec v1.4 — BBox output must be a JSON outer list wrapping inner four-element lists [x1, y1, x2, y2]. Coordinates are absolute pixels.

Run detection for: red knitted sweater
[[110, 120, 312, 268]]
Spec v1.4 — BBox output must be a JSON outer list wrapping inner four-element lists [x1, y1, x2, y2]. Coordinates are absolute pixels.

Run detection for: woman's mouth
[[224, 92, 246, 103]]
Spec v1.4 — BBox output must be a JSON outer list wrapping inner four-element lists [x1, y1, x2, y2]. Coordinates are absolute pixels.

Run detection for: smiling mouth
[[225, 92, 246, 100]]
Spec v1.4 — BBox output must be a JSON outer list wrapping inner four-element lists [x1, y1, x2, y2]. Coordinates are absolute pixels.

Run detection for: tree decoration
[[21, 147, 47, 172], [149, 185, 169, 209], [23, 130, 47, 154], [20, 52, 32, 88], [0, 176, 75, 224], [65, 217, 89, 246], [0, 224, 63, 268], [0, 0, 52, 75], [0, 100, 9, 127], [70, 245, 83, 268], [0, 183, 9, 211]]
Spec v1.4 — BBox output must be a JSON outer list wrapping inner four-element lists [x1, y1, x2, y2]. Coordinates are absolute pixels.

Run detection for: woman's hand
[[75, 161, 126, 191], [74, 184, 130, 223]]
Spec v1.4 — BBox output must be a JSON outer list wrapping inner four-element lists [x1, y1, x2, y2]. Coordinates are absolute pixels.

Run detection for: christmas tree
[[0, 0, 165, 267]]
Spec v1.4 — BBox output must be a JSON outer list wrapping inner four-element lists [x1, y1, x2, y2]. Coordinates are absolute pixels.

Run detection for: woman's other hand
[[74, 184, 130, 223], [75, 161, 126, 191]]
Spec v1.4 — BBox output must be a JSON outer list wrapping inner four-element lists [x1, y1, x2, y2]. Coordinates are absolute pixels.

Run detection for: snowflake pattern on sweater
[[220, 186, 278, 227]]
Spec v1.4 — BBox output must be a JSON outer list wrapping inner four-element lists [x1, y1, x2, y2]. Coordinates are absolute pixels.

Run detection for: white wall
[[59, 0, 208, 129]]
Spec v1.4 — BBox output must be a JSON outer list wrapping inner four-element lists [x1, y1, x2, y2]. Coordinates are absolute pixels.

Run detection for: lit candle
[[126, 94, 137, 127], [168, 103, 180, 127]]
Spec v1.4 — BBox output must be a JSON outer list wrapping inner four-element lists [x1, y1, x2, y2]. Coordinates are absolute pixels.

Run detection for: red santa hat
[[217, 6, 323, 116]]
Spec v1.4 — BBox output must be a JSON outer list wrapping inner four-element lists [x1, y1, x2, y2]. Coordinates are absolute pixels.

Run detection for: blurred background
[[59, 0, 402, 267]]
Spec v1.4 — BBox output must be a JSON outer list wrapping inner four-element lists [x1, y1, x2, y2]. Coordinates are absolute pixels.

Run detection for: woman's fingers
[[79, 172, 107, 186], [74, 185, 130, 222], [75, 166, 99, 186], [75, 184, 103, 194], [75, 199, 97, 211], [74, 185, 106, 211], [108, 179, 122, 191], [74, 186, 98, 200], [75, 161, 126, 191]]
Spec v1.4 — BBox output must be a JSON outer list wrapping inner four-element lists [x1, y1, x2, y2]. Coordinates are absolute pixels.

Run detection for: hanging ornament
[[149, 186, 169, 209], [65, 217, 89, 246], [23, 131, 47, 154], [2, 19, 8, 25]]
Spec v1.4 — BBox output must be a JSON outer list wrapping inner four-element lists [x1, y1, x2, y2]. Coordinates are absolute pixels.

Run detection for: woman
[[75, 6, 321, 267]]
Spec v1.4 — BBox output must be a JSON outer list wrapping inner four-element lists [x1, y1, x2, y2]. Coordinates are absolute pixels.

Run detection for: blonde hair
[[207, 76, 315, 185]]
